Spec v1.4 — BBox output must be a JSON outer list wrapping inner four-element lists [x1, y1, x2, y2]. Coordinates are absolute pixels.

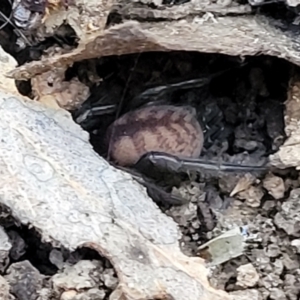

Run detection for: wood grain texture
[[9, 15, 300, 82]]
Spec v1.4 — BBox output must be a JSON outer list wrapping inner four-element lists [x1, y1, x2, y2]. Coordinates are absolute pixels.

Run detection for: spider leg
[[115, 164, 188, 206], [134, 152, 184, 175], [130, 62, 248, 109], [135, 151, 269, 176], [73, 103, 117, 130]]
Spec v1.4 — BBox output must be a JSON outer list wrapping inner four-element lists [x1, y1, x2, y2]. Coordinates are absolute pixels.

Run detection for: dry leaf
[[230, 173, 256, 197]]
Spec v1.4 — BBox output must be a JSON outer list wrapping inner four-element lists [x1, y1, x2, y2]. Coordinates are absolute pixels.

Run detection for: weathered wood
[[8, 14, 300, 81], [0, 87, 231, 300], [270, 70, 300, 170]]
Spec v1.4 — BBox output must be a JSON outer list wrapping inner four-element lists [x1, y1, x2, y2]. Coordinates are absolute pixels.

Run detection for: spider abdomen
[[106, 105, 204, 166]]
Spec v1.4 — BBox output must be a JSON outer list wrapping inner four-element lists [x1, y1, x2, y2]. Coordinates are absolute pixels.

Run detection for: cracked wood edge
[[8, 14, 300, 80]]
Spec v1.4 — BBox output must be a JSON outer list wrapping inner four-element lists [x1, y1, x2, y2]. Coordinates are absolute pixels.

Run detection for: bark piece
[[0, 90, 230, 300], [8, 15, 300, 81], [31, 66, 90, 110], [270, 71, 300, 169]]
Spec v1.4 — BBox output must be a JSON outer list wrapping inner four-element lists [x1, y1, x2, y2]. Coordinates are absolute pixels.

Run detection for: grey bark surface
[[0, 91, 230, 300], [8, 15, 300, 81]]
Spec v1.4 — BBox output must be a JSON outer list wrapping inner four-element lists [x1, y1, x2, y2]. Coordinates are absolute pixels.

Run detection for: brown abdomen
[[106, 105, 204, 166]]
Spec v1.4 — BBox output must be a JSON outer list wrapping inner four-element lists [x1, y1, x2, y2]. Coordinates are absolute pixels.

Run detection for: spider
[[72, 66, 269, 206]]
